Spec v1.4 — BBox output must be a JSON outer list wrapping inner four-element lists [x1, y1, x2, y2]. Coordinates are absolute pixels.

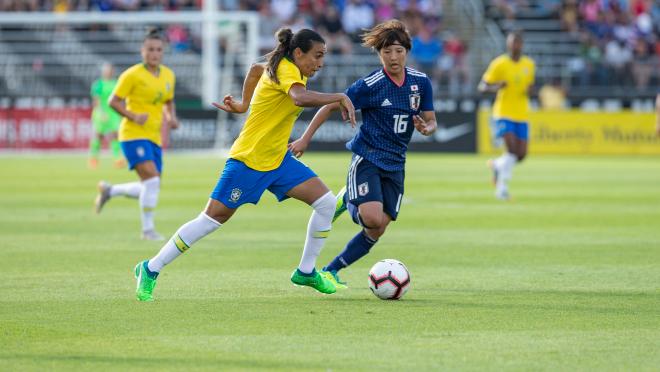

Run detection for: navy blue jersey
[[345, 67, 434, 172]]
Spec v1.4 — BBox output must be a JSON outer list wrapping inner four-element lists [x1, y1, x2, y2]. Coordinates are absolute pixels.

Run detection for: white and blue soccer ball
[[368, 259, 410, 300]]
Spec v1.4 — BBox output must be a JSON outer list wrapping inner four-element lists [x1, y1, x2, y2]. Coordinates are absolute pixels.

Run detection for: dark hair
[[144, 27, 165, 43], [361, 20, 412, 52], [266, 28, 325, 84], [508, 30, 524, 41]]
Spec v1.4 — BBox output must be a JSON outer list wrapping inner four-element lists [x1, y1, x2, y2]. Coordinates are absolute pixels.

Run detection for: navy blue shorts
[[495, 118, 529, 140], [345, 154, 404, 221], [120, 139, 162, 173], [210, 152, 317, 209]]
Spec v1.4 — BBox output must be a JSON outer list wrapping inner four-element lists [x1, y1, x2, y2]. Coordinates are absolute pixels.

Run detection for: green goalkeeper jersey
[[91, 78, 121, 130]]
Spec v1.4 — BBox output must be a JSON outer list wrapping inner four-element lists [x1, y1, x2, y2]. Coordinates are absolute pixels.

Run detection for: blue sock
[[296, 268, 317, 276], [324, 231, 377, 272], [144, 260, 159, 279]]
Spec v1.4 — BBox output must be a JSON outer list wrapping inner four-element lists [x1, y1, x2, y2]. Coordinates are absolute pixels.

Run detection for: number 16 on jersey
[[393, 114, 409, 134]]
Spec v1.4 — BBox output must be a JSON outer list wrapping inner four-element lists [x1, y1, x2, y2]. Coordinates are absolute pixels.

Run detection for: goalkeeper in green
[[89, 62, 124, 169]]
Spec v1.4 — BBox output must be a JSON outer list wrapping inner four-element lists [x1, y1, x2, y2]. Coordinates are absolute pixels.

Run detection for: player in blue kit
[[289, 20, 438, 288]]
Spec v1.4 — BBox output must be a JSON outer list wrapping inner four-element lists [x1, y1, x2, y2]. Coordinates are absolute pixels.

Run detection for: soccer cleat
[[141, 230, 165, 241], [94, 181, 112, 214], [320, 270, 348, 289], [487, 159, 498, 186], [88, 158, 99, 170], [290, 269, 336, 294], [134, 260, 157, 301], [332, 186, 348, 223]]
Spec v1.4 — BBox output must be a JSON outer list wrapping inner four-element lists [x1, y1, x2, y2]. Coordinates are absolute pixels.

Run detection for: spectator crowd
[[0, 0, 471, 94]]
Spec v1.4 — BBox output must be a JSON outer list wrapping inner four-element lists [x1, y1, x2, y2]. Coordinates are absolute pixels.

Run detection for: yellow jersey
[[482, 54, 535, 122], [113, 63, 175, 146], [228, 58, 307, 171]]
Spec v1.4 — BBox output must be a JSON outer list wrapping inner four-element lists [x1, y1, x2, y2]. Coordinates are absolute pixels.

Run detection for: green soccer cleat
[[320, 270, 348, 289], [332, 186, 347, 223], [134, 260, 158, 301], [290, 269, 336, 294]]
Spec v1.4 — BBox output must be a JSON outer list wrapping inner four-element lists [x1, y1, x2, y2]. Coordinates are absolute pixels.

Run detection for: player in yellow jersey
[[479, 31, 535, 200], [655, 92, 659, 136], [132, 28, 357, 301], [94, 28, 178, 240]]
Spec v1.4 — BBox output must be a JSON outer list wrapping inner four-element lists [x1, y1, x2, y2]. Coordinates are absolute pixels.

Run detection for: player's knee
[[359, 211, 385, 231], [312, 191, 336, 219], [367, 225, 387, 240], [205, 208, 233, 224]]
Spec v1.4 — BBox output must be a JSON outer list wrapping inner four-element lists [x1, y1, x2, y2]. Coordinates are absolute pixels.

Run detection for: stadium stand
[[0, 0, 658, 102]]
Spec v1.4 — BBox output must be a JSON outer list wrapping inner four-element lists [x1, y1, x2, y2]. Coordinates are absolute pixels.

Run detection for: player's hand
[[212, 95, 248, 114], [133, 113, 148, 125], [413, 115, 436, 136], [168, 117, 180, 130], [339, 94, 357, 128], [288, 138, 310, 158]]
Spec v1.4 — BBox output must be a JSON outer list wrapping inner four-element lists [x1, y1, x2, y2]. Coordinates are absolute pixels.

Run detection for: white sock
[[298, 191, 335, 274], [109, 182, 141, 199], [500, 152, 517, 181], [140, 176, 160, 232], [148, 212, 222, 272]]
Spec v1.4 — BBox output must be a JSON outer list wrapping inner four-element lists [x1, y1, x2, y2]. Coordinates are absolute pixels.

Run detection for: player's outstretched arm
[[289, 102, 342, 157], [288, 85, 356, 126], [213, 63, 265, 114]]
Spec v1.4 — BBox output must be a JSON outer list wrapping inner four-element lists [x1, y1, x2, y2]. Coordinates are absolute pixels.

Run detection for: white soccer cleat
[[94, 181, 112, 214], [141, 230, 165, 241]]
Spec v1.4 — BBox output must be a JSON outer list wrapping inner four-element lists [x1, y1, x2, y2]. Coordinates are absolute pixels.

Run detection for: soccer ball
[[368, 259, 410, 300]]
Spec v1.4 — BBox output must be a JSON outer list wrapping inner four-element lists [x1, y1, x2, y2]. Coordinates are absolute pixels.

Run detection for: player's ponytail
[[266, 28, 325, 84]]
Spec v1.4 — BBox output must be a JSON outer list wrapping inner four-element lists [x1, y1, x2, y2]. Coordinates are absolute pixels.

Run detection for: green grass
[[1, 153, 659, 371]]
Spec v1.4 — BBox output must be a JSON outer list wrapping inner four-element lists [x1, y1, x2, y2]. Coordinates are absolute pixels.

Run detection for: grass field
[[1, 153, 659, 371]]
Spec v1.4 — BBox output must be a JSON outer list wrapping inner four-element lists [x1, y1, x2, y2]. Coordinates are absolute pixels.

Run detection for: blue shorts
[[346, 154, 404, 221], [120, 139, 162, 173], [495, 119, 529, 140], [210, 152, 317, 208]]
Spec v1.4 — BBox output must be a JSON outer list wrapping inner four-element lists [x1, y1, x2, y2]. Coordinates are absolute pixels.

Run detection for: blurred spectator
[[539, 78, 567, 110], [604, 37, 632, 85], [112, 0, 140, 10], [443, 32, 471, 95], [89, 0, 113, 10], [491, 0, 529, 20], [410, 25, 442, 77], [631, 38, 654, 91], [316, 5, 353, 55], [375, 0, 397, 23], [167, 24, 191, 52], [561, 0, 580, 33], [270, 0, 297, 23], [342, 0, 374, 39]]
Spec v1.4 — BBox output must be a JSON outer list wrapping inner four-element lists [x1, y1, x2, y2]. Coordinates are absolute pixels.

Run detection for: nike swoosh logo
[[433, 122, 473, 142]]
